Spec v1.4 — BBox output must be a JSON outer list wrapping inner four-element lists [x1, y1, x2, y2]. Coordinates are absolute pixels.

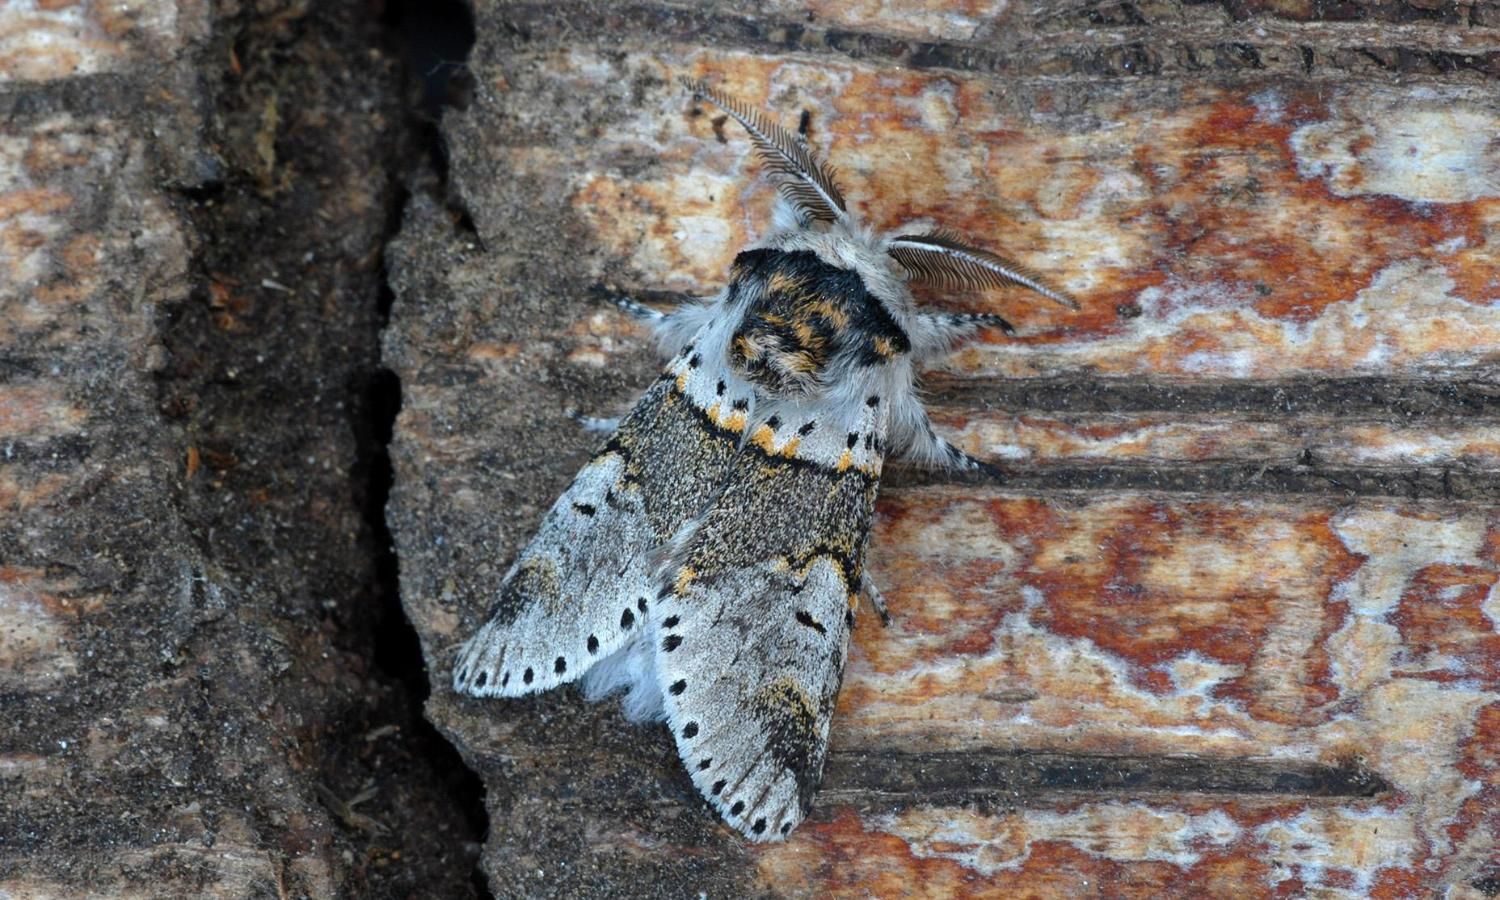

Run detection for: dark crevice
[[370, 1, 490, 897], [389, 0, 480, 242], [153, 0, 489, 890], [350, 360, 490, 891], [166, 0, 488, 894]]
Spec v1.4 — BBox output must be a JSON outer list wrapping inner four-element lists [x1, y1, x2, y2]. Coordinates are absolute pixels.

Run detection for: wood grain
[[388, 2, 1500, 895]]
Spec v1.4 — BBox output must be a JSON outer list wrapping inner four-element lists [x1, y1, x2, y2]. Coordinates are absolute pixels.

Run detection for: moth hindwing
[[452, 78, 1079, 841]]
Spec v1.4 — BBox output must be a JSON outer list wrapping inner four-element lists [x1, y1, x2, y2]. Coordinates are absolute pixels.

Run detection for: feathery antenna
[[887, 230, 1079, 310], [681, 77, 847, 224]]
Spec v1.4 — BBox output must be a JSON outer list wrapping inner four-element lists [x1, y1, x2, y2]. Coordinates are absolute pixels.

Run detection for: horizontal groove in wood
[[887, 460, 1500, 501], [924, 375, 1500, 418], [496, 2, 1500, 79], [822, 750, 1390, 802]]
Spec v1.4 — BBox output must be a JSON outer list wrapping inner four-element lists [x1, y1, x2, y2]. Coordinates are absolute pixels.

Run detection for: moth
[[452, 78, 1077, 841]]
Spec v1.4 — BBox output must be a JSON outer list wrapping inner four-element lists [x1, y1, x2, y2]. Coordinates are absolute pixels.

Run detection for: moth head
[[686, 77, 1078, 394], [681, 77, 848, 229]]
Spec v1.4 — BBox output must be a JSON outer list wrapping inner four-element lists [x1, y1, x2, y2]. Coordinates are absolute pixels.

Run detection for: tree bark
[[0, 2, 478, 897], [388, 1, 1500, 897]]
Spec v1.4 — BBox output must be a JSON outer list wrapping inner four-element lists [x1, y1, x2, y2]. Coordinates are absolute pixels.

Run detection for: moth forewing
[[653, 378, 890, 840], [451, 328, 757, 709]]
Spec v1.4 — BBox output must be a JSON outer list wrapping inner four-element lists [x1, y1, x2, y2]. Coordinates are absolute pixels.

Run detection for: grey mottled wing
[[452, 341, 753, 698], [653, 393, 887, 840]]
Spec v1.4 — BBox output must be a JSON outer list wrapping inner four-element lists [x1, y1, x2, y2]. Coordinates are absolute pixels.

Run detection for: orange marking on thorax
[[751, 424, 803, 459], [792, 321, 824, 350], [707, 401, 747, 433], [750, 424, 777, 453], [783, 349, 819, 374], [767, 271, 805, 295], [733, 334, 759, 361]]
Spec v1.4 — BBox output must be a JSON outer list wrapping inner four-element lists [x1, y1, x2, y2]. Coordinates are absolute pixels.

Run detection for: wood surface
[[386, 1, 1500, 897], [0, 2, 479, 897]]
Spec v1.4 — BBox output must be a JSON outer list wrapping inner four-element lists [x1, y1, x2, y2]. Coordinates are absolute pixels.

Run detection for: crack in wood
[[887, 460, 1500, 501], [821, 750, 1390, 807], [496, 2, 1500, 79], [0, 74, 140, 121], [925, 376, 1500, 419]]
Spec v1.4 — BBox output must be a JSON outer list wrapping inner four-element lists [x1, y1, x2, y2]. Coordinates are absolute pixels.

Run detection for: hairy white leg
[[610, 292, 725, 359], [907, 311, 1014, 363], [861, 574, 891, 626], [654, 301, 719, 358], [888, 390, 1003, 477], [613, 295, 664, 322], [566, 410, 620, 433]]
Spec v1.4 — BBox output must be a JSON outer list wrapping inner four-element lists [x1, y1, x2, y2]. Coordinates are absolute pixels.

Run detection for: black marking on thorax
[[727, 249, 910, 397]]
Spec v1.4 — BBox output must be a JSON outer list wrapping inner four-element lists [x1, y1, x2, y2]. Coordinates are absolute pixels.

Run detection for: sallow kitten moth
[[452, 78, 1077, 841]]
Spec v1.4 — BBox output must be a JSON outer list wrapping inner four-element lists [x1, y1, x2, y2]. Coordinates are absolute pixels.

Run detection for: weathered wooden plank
[[391, 2, 1500, 896], [0, 2, 478, 897]]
